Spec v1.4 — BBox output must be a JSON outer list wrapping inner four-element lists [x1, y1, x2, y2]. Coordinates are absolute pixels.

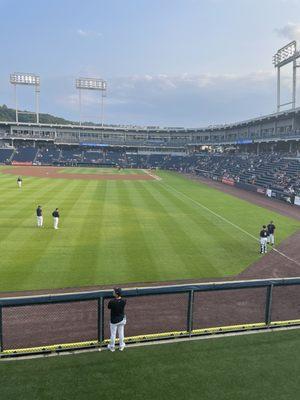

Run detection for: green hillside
[[0, 104, 72, 124]]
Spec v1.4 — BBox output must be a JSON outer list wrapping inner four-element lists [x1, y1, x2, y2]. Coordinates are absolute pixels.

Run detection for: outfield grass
[[0, 169, 299, 292], [1, 330, 300, 400]]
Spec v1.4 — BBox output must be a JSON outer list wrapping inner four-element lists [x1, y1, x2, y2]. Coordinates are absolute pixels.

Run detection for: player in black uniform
[[52, 208, 60, 229], [36, 205, 43, 227], [17, 176, 22, 188], [267, 221, 276, 246], [107, 288, 126, 352], [260, 225, 268, 254]]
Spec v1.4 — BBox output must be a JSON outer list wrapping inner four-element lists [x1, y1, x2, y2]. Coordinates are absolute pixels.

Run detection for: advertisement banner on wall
[[257, 188, 266, 195], [294, 196, 300, 206], [11, 161, 33, 166], [266, 189, 272, 198], [221, 177, 235, 186]]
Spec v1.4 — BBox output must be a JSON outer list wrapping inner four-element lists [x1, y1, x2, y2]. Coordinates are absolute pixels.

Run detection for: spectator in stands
[[107, 288, 127, 352]]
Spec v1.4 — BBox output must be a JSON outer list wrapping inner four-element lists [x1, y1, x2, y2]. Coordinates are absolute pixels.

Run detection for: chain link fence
[[0, 278, 299, 357]]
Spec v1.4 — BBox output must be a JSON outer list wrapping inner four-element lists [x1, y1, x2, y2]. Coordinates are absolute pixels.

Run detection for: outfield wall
[[0, 278, 299, 358], [196, 170, 300, 207]]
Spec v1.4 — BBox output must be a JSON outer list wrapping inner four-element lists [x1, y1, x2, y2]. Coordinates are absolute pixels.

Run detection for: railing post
[[98, 297, 104, 345], [187, 290, 195, 336], [265, 284, 273, 326], [0, 306, 3, 353]]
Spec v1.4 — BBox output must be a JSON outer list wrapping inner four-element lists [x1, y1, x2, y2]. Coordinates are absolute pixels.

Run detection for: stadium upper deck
[[0, 106, 300, 149]]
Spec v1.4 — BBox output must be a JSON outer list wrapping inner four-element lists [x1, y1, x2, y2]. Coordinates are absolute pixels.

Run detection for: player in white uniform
[[17, 176, 22, 188], [260, 225, 268, 254], [52, 208, 60, 229], [36, 205, 43, 227], [267, 221, 276, 246]]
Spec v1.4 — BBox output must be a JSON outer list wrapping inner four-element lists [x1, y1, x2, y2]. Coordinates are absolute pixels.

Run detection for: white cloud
[[50, 70, 292, 127], [275, 22, 300, 41], [77, 29, 102, 38]]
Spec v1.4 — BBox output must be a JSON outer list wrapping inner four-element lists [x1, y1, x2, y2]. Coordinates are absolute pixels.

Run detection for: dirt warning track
[[2, 166, 157, 181]]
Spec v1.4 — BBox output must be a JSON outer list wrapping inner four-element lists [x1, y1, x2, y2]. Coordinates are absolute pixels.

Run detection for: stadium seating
[[12, 147, 38, 163], [36, 147, 61, 165], [82, 150, 104, 164], [0, 148, 14, 163]]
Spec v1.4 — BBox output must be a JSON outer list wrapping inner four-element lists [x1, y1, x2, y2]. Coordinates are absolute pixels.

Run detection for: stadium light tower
[[10, 72, 40, 123], [75, 77, 107, 126], [273, 41, 300, 112]]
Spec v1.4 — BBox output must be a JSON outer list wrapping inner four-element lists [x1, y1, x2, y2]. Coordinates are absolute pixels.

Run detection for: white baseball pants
[[53, 217, 59, 229], [260, 238, 268, 253], [37, 216, 43, 227], [268, 234, 275, 245], [109, 317, 126, 349]]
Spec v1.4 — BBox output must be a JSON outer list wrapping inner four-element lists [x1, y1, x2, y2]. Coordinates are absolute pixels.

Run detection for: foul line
[[161, 181, 300, 267], [142, 169, 162, 181]]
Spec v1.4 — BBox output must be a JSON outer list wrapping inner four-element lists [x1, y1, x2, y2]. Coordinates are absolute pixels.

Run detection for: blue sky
[[0, 0, 300, 127]]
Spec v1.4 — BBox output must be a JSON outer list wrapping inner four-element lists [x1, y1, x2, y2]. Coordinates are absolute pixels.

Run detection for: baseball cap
[[114, 287, 122, 296]]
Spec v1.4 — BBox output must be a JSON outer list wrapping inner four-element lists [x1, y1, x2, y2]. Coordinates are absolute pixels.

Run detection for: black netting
[[271, 285, 300, 322], [1, 283, 299, 354], [193, 288, 267, 329], [2, 300, 98, 350], [104, 293, 189, 339]]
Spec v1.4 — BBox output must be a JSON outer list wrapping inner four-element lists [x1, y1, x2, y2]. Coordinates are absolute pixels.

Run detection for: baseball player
[[267, 221, 276, 246], [259, 225, 268, 254], [52, 208, 60, 230], [17, 176, 22, 188], [36, 205, 43, 227], [107, 288, 126, 352]]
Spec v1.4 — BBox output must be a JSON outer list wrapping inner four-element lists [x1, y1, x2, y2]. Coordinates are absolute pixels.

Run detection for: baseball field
[[1, 165, 300, 399], [0, 166, 299, 292]]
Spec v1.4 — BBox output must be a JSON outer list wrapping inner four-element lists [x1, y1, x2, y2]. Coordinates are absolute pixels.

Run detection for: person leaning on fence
[[107, 288, 126, 352]]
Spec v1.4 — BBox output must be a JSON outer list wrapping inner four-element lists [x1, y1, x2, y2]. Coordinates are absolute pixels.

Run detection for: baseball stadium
[[1, 2, 300, 400]]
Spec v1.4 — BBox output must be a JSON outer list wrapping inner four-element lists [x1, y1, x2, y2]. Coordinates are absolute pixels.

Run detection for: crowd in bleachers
[[192, 152, 300, 196]]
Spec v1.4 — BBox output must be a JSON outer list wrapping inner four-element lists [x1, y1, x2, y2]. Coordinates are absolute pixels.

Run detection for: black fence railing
[[0, 277, 299, 358]]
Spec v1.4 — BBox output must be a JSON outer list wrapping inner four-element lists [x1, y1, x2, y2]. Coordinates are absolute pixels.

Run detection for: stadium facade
[[1, 106, 300, 153]]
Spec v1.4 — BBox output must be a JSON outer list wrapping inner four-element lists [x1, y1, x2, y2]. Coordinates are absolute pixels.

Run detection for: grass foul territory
[[0, 168, 299, 292], [1, 330, 300, 400]]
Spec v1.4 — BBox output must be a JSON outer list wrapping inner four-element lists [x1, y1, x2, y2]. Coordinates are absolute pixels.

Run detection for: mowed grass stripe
[[136, 181, 220, 279], [0, 179, 74, 289], [95, 181, 132, 284], [0, 178, 68, 248], [157, 172, 299, 259], [117, 181, 161, 282], [66, 181, 108, 287], [22, 180, 95, 290], [0, 180, 88, 290], [158, 171, 299, 242], [146, 182, 243, 276], [0, 176, 51, 213]]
